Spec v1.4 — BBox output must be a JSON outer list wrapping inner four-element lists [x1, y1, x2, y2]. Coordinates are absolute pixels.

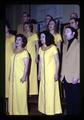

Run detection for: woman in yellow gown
[[23, 22, 38, 95], [38, 31, 62, 115], [47, 19, 62, 51], [9, 34, 29, 115], [5, 24, 15, 112]]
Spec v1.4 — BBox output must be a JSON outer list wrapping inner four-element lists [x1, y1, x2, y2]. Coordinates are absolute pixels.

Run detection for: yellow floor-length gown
[[38, 45, 62, 115], [26, 33, 38, 95], [9, 50, 29, 115], [5, 34, 15, 98]]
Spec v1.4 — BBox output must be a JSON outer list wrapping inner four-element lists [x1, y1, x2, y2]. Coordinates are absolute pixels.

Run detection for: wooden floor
[[28, 95, 42, 115]]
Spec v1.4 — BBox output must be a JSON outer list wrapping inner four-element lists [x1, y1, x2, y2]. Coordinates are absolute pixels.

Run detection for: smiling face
[[15, 36, 23, 48]]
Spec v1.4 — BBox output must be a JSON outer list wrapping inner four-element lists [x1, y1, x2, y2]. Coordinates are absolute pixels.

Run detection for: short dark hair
[[45, 14, 53, 19], [15, 34, 27, 48], [69, 17, 80, 29], [38, 30, 55, 47], [69, 17, 79, 23], [23, 22, 33, 32], [64, 26, 78, 39]]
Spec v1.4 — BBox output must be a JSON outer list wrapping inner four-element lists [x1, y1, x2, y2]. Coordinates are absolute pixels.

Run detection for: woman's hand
[[54, 73, 58, 81], [20, 76, 26, 83], [35, 55, 38, 63], [38, 74, 41, 81], [72, 78, 79, 84]]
